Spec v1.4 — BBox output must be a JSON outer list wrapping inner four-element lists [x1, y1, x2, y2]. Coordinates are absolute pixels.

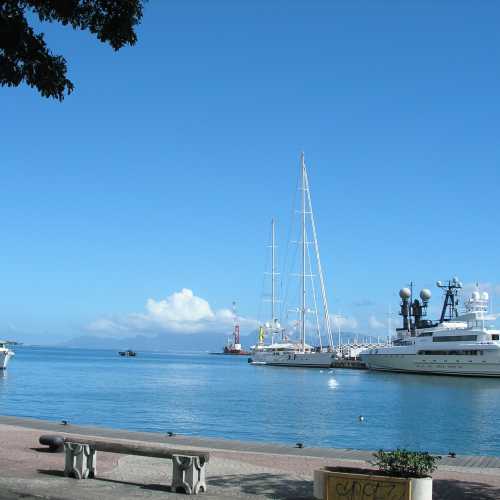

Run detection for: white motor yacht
[[0, 341, 14, 370], [360, 278, 500, 377]]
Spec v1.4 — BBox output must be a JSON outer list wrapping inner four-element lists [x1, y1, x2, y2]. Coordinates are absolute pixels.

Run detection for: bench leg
[[64, 442, 96, 479], [171, 455, 207, 494]]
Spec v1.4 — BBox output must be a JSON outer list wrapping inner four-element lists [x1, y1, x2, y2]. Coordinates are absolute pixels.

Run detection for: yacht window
[[418, 332, 433, 337], [492, 335, 499, 341], [418, 350, 478, 356], [433, 335, 477, 342]]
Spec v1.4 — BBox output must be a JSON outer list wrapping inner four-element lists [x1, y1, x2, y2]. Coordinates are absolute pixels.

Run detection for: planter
[[313, 466, 432, 500]]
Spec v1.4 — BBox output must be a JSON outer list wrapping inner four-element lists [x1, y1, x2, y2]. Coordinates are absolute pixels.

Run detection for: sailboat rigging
[[249, 153, 336, 368]]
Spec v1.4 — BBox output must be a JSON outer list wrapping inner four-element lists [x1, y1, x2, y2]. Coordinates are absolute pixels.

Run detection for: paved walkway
[[0, 416, 499, 499]]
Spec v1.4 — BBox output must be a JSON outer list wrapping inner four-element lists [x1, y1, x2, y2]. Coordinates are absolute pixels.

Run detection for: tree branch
[[0, 1, 144, 100], [1, 5, 73, 100]]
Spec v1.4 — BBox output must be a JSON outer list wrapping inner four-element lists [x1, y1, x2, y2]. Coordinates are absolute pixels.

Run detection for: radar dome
[[399, 288, 411, 299], [420, 289, 432, 301], [436, 281, 442, 287], [471, 291, 480, 300], [482, 292, 489, 301]]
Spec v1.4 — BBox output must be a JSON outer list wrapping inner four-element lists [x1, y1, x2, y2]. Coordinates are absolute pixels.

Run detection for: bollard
[[39, 434, 65, 453], [171, 454, 207, 495], [64, 442, 96, 479]]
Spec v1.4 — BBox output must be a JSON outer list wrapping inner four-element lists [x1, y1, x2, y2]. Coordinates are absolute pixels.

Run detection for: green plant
[[372, 449, 440, 478]]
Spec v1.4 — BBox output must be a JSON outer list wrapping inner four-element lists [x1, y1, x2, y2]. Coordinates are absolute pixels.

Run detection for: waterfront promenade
[[0, 416, 499, 499]]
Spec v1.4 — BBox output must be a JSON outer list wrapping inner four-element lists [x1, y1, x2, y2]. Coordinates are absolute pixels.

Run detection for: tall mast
[[304, 165, 334, 349], [271, 218, 276, 326], [300, 153, 307, 351]]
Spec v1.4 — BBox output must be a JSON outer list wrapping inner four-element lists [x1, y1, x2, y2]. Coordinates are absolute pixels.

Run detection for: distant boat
[[118, 350, 137, 357], [249, 154, 336, 368], [215, 302, 249, 355], [0, 340, 15, 370]]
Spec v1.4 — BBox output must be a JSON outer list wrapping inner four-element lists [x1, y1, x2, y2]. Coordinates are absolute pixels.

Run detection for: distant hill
[[61, 330, 369, 352], [61, 331, 258, 352]]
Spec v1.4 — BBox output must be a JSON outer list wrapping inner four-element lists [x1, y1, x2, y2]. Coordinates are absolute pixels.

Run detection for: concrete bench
[[63, 438, 209, 495]]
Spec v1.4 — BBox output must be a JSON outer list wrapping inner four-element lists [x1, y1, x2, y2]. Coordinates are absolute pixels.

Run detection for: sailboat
[[249, 153, 336, 368]]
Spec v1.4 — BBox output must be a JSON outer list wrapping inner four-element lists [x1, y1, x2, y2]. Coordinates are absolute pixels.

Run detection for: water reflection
[[2, 347, 500, 455], [366, 371, 500, 455], [327, 378, 339, 390]]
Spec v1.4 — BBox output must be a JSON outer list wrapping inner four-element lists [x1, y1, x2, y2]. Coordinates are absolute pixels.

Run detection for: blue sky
[[2, 1, 500, 344]]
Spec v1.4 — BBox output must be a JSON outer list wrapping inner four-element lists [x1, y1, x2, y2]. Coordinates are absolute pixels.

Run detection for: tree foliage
[[372, 449, 441, 478], [0, 1, 144, 100]]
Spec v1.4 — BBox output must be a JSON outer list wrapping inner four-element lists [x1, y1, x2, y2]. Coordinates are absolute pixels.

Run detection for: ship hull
[[360, 352, 500, 377], [250, 350, 335, 368], [211, 351, 249, 355], [0, 351, 13, 370]]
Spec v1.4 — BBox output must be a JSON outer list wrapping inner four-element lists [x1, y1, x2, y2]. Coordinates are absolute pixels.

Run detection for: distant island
[[60, 331, 362, 352]]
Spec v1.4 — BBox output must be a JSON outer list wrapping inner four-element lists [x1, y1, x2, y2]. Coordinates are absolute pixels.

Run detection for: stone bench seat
[[63, 437, 209, 495]]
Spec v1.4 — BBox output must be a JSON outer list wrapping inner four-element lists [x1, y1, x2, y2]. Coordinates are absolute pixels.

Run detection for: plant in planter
[[313, 449, 440, 500], [372, 448, 440, 478]]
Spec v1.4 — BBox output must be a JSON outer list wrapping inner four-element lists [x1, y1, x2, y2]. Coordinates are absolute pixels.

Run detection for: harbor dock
[[331, 359, 367, 369], [0, 416, 499, 499]]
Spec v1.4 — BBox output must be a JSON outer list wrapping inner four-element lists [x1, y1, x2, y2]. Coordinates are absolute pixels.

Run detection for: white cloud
[[87, 288, 259, 337], [462, 282, 500, 296], [368, 315, 386, 330], [351, 299, 375, 308], [87, 318, 130, 333], [330, 314, 358, 331], [145, 288, 214, 323]]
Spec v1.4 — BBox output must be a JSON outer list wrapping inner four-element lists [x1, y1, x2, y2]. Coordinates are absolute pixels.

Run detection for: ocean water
[[2, 346, 500, 456]]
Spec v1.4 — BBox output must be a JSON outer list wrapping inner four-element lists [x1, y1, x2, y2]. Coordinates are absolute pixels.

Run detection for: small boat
[[118, 350, 137, 357], [0, 341, 14, 370]]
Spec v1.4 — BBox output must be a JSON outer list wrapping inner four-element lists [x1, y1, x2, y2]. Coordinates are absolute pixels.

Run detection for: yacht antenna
[[437, 278, 462, 322], [409, 281, 414, 331]]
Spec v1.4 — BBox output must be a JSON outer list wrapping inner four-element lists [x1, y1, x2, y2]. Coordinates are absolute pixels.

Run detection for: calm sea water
[[1, 346, 500, 456]]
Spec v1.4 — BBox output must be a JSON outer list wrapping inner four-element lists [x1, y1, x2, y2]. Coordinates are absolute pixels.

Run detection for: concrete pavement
[[0, 416, 499, 499]]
